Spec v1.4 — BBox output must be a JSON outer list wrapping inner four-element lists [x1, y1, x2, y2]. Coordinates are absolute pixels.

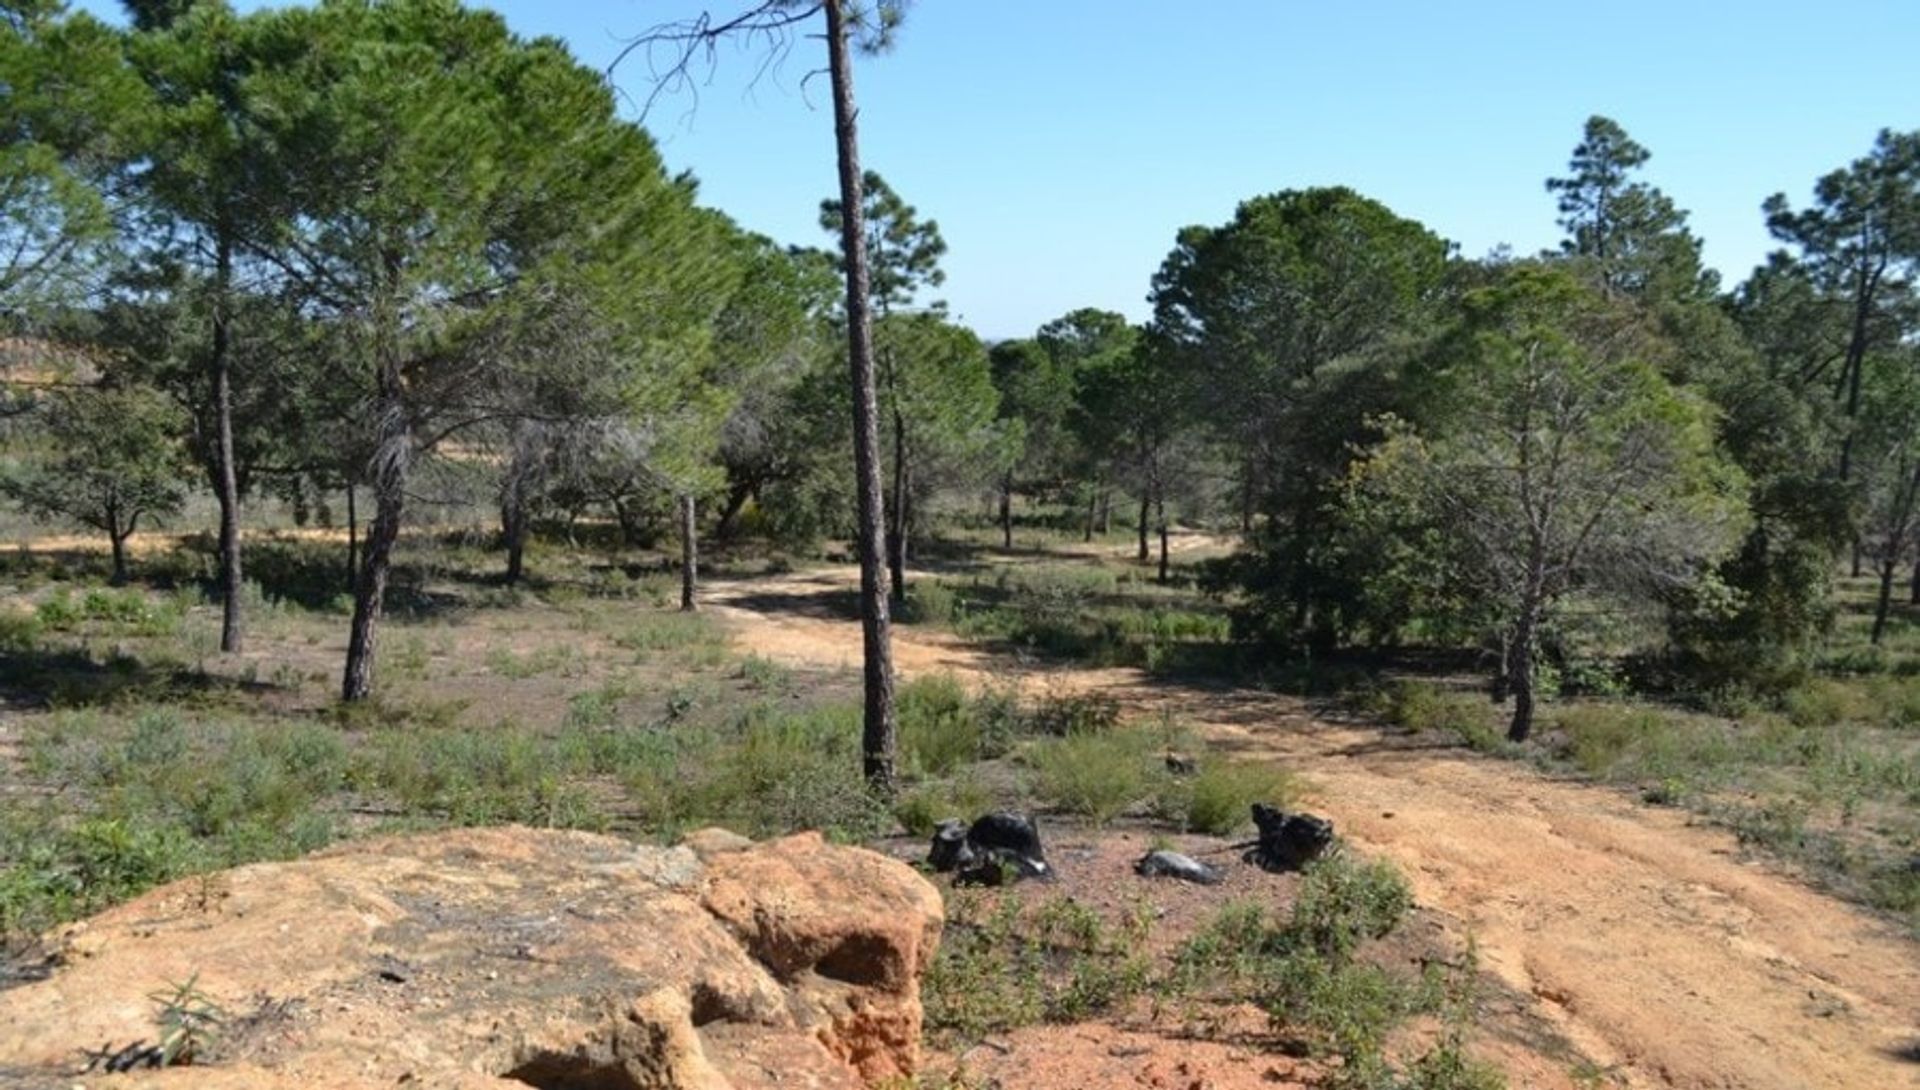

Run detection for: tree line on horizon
[[4, 0, 1919, 749]]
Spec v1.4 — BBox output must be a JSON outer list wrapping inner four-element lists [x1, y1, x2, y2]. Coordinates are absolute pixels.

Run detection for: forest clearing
[[5, 1, 1920, 1088]]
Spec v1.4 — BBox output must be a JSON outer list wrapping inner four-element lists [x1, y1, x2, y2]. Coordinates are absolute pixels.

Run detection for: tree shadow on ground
[[0, 646, 277, 709]]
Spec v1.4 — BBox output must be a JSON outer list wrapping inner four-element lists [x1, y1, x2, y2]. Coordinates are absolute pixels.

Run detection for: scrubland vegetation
[[5, 0, 1920, 1084]]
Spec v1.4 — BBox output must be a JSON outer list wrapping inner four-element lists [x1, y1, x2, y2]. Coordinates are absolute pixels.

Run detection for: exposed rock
[[681, 827, 756, 861], [0, 826, 943, 1090], [1245, 803, 1335, 872], [1133, 849, 1223, 885]]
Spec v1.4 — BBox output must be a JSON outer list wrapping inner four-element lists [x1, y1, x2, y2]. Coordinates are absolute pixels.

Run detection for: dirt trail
[[703, 553, 1920, 1090]]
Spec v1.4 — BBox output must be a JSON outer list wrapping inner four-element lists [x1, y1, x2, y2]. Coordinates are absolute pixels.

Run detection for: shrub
[[1554, 704, 1674, 777], [899, 674, 982, 776], [1782, 679, 1869, 728], [1023, 689, 1121, 737], [1158, 758, 1298, 835], [1025, 729, 1161, 824]]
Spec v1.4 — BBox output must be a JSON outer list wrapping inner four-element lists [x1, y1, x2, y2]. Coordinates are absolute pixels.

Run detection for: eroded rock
[[0, 826, 942, 1090]]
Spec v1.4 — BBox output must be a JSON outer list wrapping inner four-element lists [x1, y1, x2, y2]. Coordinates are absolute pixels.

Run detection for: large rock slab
[[0, 826, 943, 1089]]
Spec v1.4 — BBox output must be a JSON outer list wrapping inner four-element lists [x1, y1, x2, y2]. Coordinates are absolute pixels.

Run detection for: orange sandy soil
[[705, 537, 1920, 1090]]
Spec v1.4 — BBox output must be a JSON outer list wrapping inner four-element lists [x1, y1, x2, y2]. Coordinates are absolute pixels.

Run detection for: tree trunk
[[345, 484, 358, 594], [1156, 494, 1170, 584], [1506, 610, 1538, 742], [1872, 554, 1898, 645], [211, 237, 244, 654], [826, 0, 897, 796], [679, 492, 698, 612], [109, 527, 129, 586], [1136, 493, 1150, 562], [501, 499, 526, 585], [342, 285, 409, 704], [1852, 539, 1864, 579], [1910, 554, 1918, 606], [716, 478, 754, 541], [888, 402, 908, 603], [1083, 486, 1097, 543], [342, 480, 402, 702], [999, 473, 1013, 551], [1099, 489, 1112, 534]]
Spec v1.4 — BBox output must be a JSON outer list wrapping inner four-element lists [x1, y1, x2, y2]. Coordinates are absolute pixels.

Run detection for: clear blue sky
[[80, 1, 1920, 339]]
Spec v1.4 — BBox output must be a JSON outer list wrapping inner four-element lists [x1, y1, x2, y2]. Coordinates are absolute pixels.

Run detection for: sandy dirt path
[[702, 554, 1920, 1090]]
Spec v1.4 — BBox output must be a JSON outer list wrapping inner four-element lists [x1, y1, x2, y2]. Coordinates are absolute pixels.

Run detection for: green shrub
[[1159, 758, 1297, 835], [899, 674, 982, 775], [893, 776, 994, 837], [0, 608, 41, 650], [899, 581, 960, 625], [1025, 729, 1161, 824], [1783, 679, 1869, 728], [1554, 704, 1674, 777], [1023, 690, 1121, 737], [1374, 681, 1501, 749]]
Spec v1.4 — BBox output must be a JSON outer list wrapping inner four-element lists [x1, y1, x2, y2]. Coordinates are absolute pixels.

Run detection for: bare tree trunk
[[826, 0, 897, 795], [716, 479, 753, 541], [342, 482, 402, 702], [1872, 554, 1899, 645], [342, 298, 408, 703], [999, 472, 1012, 551], [1083, 486, 1097, 543], [1136, 493, 1150, 562], [1156, 494, 1169, 584], [1910, 554, 1918, 606], [345, 484, 358, 594], [1099, 489, 1112, 534], [1872, 461, 1920, 643], [109, 525, 129, 586], [501, 499, 526, 585], [888, 403, 908, 603], [679, 492, 698, 612], [211, 237, 244, 654], [1507, 607, 1539, 742]]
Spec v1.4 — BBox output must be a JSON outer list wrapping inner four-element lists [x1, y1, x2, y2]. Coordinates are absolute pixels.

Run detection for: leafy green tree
[[2, 383, 189, 582], [1855, 351, 1920, 644], [241, 0, 725, 701], [1546, 115, 1713, 302], [875, 311, 1008, 561], [623, 0, 914, 791], [1150, 187, 1451, 643], [0, 0, 143, 322], [821, 169, 946, 599], [1072, 327, 1199, 579], [119, 1, 295, 652], [1351, 266, 1746, 739], [1763, 129, 1920, 483]]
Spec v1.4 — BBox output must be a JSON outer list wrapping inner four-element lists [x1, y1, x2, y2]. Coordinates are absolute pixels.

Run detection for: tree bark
[[342, 275, 408, 703], [1507, 608, 1538, 742], [826, 0, 897, 796], [716, 478, 753, 541], [342, 479, 402, 702], [1872, 554, 1899, 646], [888, 399, 908, 603], [999, 473, 1013, 551], [1099, 489, 1112, 534], [1910, 554, 1919, 606], [109, 526, 129, 586], [1136, 493, 1150, 562], [679, 492, 698, 612], [345, 484, 358, 594], [501, 499, 526, 585], [1083, 486, 1097, 543], [210, 236, 244, 654], [1156, 494, 1169, 584]]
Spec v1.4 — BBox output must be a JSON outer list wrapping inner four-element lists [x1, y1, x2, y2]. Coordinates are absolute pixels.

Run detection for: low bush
[[1025, 729, 1163, 824], [1158, 758, 1298, 835]]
